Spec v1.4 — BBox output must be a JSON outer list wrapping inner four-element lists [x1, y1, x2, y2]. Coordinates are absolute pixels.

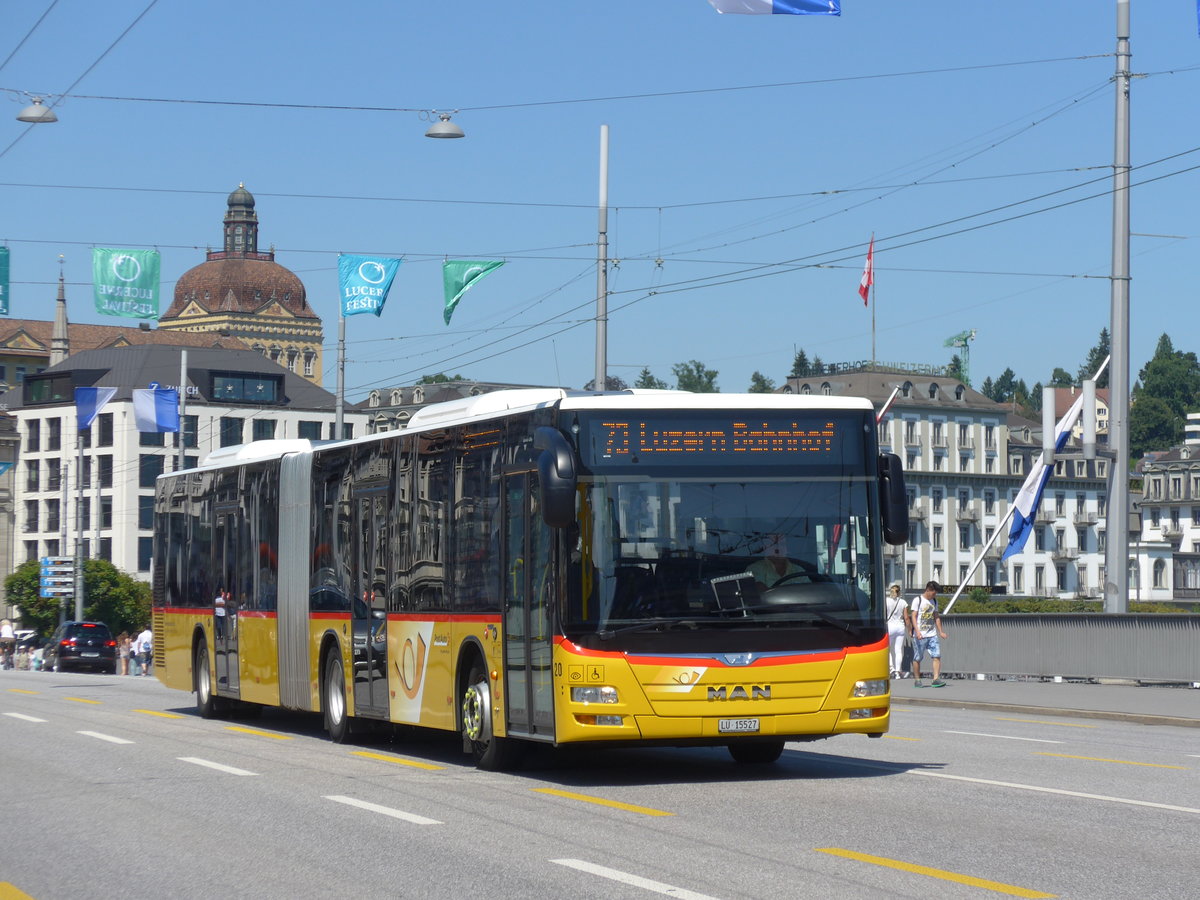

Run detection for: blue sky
[[2, 1, 1197, 400]]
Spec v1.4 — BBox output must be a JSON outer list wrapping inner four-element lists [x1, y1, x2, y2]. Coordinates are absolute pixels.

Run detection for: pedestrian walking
[[906, 580, 948, 688], [884, 582, 908, 678], [117, 633, 131, 675], [136, 625, 153, 676]]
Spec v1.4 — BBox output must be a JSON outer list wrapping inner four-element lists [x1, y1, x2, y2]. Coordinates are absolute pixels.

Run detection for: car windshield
[[562, 475, 881, 650], [68, 624, 111, 639]]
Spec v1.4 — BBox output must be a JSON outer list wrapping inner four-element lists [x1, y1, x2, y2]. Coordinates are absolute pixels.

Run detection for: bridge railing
[[939, 614, 1200, 683]]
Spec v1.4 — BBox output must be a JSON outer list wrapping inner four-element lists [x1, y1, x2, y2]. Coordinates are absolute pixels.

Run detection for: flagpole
[[74, 431, 84, 621], [594, 124, 609, 392], [870, 272, 876, 368], [335, 310, 345, 440], [177, 349, 187, 471]]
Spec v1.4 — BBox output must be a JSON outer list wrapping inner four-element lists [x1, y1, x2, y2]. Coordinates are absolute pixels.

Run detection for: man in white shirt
[[136, 626, 153, 676], [905, 580, 948, 688]]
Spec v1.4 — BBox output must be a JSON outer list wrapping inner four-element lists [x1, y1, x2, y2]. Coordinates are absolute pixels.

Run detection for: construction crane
[[944, 329, 977, 386]]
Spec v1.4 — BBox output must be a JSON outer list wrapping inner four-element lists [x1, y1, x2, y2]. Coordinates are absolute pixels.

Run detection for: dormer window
[[821, 382, 832, 396], [390, 389, 403, 406], [955, 385, 965, 400], [929, 383, 939, 399], [413, 386, 425, 404], [800, 384, 811, 395], [368, 390, 380, 408], [902, 381, 913, 398]]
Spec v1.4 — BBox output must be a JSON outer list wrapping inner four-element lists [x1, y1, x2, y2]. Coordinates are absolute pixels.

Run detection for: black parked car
[[45, 621, 118, 674]]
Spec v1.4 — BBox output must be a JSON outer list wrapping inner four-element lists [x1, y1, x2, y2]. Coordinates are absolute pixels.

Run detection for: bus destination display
[[586, 416, 850, 465]]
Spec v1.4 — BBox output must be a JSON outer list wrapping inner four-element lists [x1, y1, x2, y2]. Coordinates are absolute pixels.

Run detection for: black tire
[[195, 640, 218, 719], [323, 651, 350, 743], [728, 740, 785, 765], [461, 663, 522, 771]]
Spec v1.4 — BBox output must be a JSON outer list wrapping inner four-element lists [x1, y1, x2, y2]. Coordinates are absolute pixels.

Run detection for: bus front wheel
[[323, 652, 349, 743], [461, 664, 521, 771], [728, 740, 784, 764]]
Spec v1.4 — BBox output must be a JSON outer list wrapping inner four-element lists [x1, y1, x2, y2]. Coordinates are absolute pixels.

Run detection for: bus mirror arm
[[877, 452, 909, 546], [535, 426, 578, 529]]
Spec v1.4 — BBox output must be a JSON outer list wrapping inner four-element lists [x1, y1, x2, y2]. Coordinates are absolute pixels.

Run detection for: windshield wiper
[[597, 619, 714, 639], [733, 604, 861, 635]]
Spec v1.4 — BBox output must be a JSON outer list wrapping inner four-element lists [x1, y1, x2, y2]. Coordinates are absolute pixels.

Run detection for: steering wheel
[[770, 570, 814, 588]]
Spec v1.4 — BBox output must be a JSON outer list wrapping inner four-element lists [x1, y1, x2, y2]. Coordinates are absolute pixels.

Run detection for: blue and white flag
[[1001, 394, 1085, 561], [132, 388, 180, 433], [337, 254, 401, 318], [708, 0, 840, 14], [75, 386, 118, 431]]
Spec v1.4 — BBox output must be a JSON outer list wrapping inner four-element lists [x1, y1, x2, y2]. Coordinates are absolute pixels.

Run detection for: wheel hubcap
[[462, 683, 486, 742], [328, 667, 345, 724]]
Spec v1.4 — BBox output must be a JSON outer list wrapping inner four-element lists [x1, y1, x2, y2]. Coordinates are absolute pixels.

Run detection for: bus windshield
[[563, 474, 881, 650]]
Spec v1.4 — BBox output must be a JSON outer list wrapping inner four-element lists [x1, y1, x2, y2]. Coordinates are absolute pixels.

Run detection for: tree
[[417, 372, 467, 384], [1135, 333, 1200, 420], [1077, 327, 1110, 387], [789, 350, 809, 378], [1049, 368, 1074, 387], [6, 558, 152, 638], [810, 356, 825, 377], [1130, 395, 1181, 460], [672, 360, 719, 393], [992, 368, 1017, 403], [582, 375, 629, 391], [1027, 381, 1044, 414], [634, 367, 669, 390], [747, 371, 776, 393], [980, 376, 996, 401], [945, 354, 966, 384]]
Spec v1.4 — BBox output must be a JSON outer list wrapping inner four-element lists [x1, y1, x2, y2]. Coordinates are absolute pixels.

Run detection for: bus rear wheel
[[195, 639, 218, 719], [323, 651, 349, 743], [728, 740, 784, 764], [461, 664, 521, 771]]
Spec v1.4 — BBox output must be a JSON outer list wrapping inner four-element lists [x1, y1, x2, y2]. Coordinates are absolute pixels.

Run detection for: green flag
[[442, 260, 504, 325], [92, 248, 161, 319], [0, 246, 8, 316]]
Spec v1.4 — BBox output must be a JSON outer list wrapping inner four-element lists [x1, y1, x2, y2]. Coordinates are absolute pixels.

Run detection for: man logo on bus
[[707, 685, 771, 700]]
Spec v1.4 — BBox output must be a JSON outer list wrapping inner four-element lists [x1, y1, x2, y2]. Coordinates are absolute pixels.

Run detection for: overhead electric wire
[[0, 0, 60, 74]]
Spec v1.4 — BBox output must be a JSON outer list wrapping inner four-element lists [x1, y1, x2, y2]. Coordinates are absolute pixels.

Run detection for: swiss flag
[[858, 235, 874, 306]]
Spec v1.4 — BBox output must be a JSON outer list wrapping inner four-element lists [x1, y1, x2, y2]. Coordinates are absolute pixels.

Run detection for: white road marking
[[911, 770, 1200, 815], [945, 730, 1064, 744], [324, 795, 442, 825], [78, 730, 133, 745], [3, 712, 46, 723], [551, 859, 721, 900], [177, 757, 257, 776]]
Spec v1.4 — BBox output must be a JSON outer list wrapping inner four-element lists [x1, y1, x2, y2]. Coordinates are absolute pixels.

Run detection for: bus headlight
[[852, 679, 888, 698], [572, 685, 618, 704]]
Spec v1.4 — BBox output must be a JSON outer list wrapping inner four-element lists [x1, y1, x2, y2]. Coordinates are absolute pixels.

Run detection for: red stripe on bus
[[386, 613, 502, 624], [552, 634, 886, 667], [310, 611, 351, 621], [238, 610, 277, 619]]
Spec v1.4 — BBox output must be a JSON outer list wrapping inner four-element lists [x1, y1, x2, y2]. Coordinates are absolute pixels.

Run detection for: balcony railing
[[931, 435, 948, 449], [908, 502, 927, 520], [1035, 508, 1057, 524], [958, 436, 975, 450], [1161, 524, 1183, 541], [1051, 547, 1079, 561], [1074, 511, 1097, 525], [956, 506, 979, 522]]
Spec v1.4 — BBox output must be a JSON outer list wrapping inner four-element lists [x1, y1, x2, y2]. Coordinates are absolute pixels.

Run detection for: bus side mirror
[[535, 426, 577, 528], [878, 452, 909, 546]]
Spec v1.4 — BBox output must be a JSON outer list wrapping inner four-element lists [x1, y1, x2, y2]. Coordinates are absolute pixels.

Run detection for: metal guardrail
[[940, 614, 1200, 683]]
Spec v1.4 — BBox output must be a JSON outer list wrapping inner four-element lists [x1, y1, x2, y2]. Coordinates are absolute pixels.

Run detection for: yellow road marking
[[1036, 752, 1185, 769], [0, 882, 36, 899], [351, 750, 444, 770], [6, 689, 38, 695], [884, 734, 920, 741], [225, 725, 292, 740], [996, 717, 1096, 729], [816, 848, 1055, 898], [534, 788, 674, 817], [65, 696, 101, 705], [134, 709, 184, 719]]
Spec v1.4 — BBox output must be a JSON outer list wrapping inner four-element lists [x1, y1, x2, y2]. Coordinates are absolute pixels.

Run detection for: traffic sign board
[[40, 566, 73, 576], [39, 587, 74, 597], [40, 576, 74, 587], [40, 556, 73, 567]]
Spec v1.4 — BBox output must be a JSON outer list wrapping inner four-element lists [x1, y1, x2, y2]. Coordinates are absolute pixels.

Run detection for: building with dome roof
[[157, 185, 325, 385]]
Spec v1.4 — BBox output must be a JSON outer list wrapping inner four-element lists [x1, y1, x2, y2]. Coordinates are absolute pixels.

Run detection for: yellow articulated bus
[[152, 388, 908, 769]]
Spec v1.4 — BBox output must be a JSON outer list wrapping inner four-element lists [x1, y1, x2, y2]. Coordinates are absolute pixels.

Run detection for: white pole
[[335, 311, 345, 439], [177, 349, 187, 471], [594, 124, 609, 392]]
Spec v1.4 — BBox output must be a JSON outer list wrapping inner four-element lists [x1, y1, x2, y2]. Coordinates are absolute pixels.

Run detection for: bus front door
[[213, 507, 240, 694], [352, 490, 389, 718], [504, 473, 554, 740]]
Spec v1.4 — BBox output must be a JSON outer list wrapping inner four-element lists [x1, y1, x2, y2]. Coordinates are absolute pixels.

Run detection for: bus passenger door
[[504, 472, 555, 739], [352, 490, 389, 717], [213, 506, 240, 694]]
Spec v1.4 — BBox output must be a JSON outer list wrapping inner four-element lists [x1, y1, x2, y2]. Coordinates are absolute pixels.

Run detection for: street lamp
[[424, 111, 464, 139], [16, 97, 57, 124]]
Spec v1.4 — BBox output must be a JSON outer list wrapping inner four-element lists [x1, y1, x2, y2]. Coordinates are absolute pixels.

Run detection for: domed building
[[157, 185, 324, 384]]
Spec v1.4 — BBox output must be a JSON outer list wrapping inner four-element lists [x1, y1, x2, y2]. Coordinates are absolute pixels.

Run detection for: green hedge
[[943, 590, 1198, 615]]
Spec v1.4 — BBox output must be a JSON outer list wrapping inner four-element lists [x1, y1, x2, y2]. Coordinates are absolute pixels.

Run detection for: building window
[[1098, 494, 1107, 517], [1010, 456, 1023, 476], [984, 489, 995, 514], [933, 454, 943, 472], [178, 415, 199, 449], [304, 353, 315, 377], [25, 460, 39, 493], [26, 419, 40, 452], [906, 453, 917, 469], [1035, 565, 1045, 594], [45, 499, 59, 533], [906, 563, 916, 589], [139, 454, 164, 488], [98, 455, 113, 489], [252, 419, 276, 441], [47, 417, 61, 451], [220, 417, 243, 447], [1150, 508, 1160, 527], [81, 457, 91, 489], [908, 522, 919, 545], [1035, 527, 1046, 551], [959, 564, 969, 584], [1056, 565, 1066, 590], [298, 421, 322, 440], [81, 498, 91, 532], [1098, 530, 1106, 552], [959, 454, 969, 472], [138, 495, 154, 530], [958, 489, 970, 507], [986, 457, 995, 474], [24, 500, 38, 533], [1153, 559, 1166, 589], [138, 536, 153, 572], [1077, 527, 1087, 552], [959, 525, 971, 551], [140, 430, 166, 447], [1055, 528, 1065, 549], [24, 541, 38, 563], [933, 525, 943, 550], [97, 414, 113, 447], [101, 497, 113, 529], [904, 421, 917, 444], [47, 459, 60, 491], [99, 537, 112, 562], [932, 489, 943, 513]]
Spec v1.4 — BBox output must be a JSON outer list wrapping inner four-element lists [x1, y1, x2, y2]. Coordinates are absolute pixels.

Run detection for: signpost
[[40, 557, 75, 624]]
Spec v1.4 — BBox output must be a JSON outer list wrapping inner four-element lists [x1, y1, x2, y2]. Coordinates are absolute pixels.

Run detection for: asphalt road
[[2, 670, 1197, 900]]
